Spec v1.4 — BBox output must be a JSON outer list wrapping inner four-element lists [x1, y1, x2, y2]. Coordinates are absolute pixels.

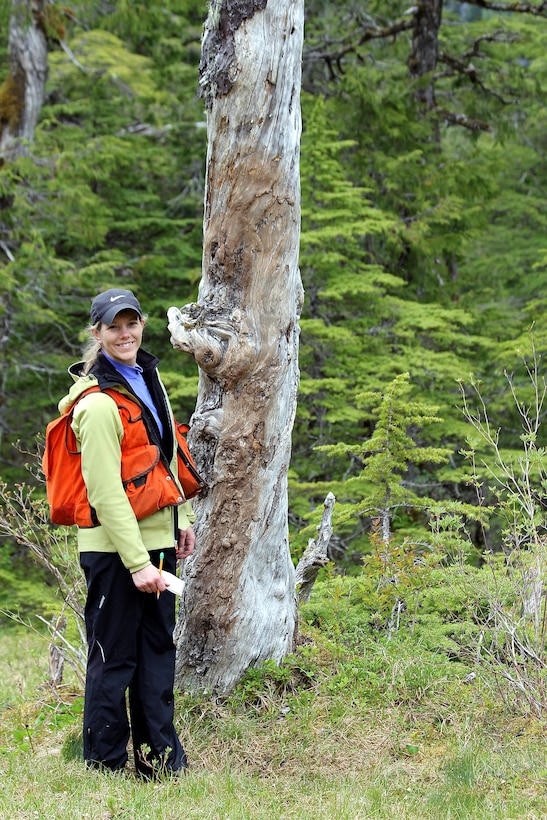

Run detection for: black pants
[[80, 549, 186, 776]]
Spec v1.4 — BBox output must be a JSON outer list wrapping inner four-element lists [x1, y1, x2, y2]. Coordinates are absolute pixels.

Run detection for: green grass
[[1, 624, 546, 819], [0, 625, 52, 709]]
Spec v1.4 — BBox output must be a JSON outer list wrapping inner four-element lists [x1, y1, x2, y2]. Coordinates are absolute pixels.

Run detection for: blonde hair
[[81, 321, 102, 375]]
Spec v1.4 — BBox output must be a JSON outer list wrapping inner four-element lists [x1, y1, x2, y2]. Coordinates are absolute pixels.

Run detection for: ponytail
[[80, 322, 102, 375]]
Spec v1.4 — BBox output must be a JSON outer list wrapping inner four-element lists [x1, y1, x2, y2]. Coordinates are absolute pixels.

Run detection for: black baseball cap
[[90, 288, 143, 326]]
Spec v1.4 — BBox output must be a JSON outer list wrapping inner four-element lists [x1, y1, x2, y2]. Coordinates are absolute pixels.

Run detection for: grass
[[1, 623, 547, 819], [0, 625, 53, 708]]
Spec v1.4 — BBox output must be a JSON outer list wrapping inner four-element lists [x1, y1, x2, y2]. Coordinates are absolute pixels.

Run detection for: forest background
[[0, 0, 544, 564], [1, 2, 547, 816]]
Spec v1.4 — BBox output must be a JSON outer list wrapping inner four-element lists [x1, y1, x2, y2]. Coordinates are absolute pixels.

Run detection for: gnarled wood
[[0, 0, 48, 162], [169, 0, 304, 696]]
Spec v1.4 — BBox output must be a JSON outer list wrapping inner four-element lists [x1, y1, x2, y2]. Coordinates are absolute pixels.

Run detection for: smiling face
[[93, 309, 145, 367]]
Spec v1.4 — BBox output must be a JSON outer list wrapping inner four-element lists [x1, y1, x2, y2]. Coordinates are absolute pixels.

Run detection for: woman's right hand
[[131, 564, 167, 594]]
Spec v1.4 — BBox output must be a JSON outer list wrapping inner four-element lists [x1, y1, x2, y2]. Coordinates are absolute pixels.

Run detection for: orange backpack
[[42, 386, 203, 527], [173, 421, 203, 501]]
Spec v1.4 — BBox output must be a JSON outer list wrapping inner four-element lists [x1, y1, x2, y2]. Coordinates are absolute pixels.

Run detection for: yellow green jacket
[[60, 351, 195, 574]]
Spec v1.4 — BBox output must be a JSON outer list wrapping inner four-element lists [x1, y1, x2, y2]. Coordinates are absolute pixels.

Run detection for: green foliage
[[0, 478, 87, 686], [292, 82, 498, 557], [3, 697, 84, 757], [2, 0, 547, 676], [225, 654, 317, 713], [290, 5, 547, 562], [0, 561, 57, 624], [458, 345, 547, 548], [0, 3, 205, 479], [292, 370, 480, 562], [299, 543, 538, 699], [300, 350, 547, 716]]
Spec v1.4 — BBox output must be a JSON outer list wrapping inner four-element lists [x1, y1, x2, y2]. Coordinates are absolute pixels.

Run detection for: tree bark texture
[[408, 0, 443, 109], [0, 0, 48, 163], [168, 0, 304, 696]]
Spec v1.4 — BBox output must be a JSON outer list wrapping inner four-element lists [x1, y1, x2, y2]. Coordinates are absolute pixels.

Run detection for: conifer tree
[[316, 373, 452, 546]]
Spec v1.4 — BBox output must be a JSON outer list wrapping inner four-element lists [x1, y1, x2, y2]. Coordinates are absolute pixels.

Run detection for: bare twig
[[459, 343, 547, 716], [58, 39, 94, 73], [0, 240, 15, 262]]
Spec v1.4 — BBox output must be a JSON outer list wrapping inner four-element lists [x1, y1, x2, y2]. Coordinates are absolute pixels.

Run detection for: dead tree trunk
[[168, 0, 304, 696], [0, 0, 48, 449], [0, 0, 48, 163]]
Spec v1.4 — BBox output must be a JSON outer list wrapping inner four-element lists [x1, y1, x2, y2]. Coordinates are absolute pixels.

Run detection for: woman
[[59, 287, 195, 777]]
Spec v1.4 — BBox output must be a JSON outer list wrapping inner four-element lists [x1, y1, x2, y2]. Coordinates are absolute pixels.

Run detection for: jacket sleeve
[[72, 391, 152, 573]]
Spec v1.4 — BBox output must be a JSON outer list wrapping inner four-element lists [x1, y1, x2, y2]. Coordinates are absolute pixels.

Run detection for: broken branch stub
[[295, 492, 335, 603]]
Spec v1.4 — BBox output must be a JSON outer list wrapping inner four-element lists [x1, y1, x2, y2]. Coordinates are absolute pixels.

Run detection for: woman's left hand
[[176, 526, 195, 560]]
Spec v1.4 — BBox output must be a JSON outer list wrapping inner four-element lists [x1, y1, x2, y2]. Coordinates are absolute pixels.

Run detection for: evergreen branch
[[353, 18, 416, 47], [459, 30, 520, 61], [438, 31, 520, 108], [464, 0, 547, 16], [304, 18, 415, 76], [432, 107, 492, 132]]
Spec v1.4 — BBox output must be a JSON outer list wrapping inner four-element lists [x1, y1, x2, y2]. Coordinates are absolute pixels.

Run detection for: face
[[93, 309, 144, 367]]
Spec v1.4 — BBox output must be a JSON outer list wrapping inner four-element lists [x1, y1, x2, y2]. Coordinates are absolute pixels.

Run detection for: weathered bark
[[408, 0, 443, 110], [295, 493, 334, 603], [0, 0, 48, 163], [168, 0, 304, 695]]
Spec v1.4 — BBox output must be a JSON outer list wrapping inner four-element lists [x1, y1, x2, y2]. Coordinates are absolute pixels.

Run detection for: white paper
[[160, 570, 184, 596]]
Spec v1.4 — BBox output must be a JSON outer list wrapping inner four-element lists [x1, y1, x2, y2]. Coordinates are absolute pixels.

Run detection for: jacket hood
[[58, 372, 100, 414]]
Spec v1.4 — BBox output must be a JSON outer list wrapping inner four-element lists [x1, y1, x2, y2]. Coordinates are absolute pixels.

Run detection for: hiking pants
[[80, 548, 186, 775]]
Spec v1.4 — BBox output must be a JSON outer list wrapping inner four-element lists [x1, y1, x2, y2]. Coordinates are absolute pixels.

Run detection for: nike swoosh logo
[[110, 295, 125, 302]]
